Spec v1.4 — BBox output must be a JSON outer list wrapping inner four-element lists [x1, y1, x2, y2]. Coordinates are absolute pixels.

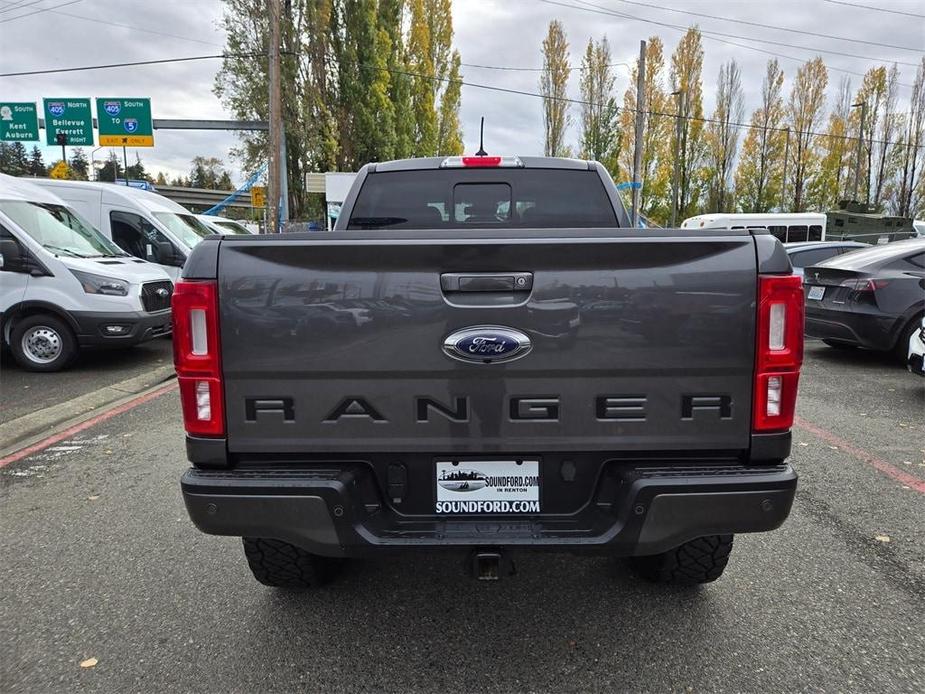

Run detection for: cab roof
[[0, 173, 69, 205], [27, 178, 190, 215]]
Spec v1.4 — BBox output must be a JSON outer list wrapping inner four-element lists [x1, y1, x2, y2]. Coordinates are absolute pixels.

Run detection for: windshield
[[215, 220, 250, 235], [153, 212, 213, 248], [0, 200, 125, 258]]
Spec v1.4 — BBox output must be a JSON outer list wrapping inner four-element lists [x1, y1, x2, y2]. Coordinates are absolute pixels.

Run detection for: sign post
[[43, 98, 94, 146], [0, 102, 40, 142], [96, 98, 154, 147]]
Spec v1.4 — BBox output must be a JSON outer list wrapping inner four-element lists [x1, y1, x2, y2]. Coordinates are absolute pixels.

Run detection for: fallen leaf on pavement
[[87, 495, 100, 501], [798, 442, 809, 447], [874, 535, 891, 543], [79, 658, 98, 668]]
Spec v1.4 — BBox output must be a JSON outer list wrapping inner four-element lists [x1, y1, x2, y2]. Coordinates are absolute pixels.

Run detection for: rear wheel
[[242, 537, 343, 588], [893, 317, 923, 364], [630, 535, 734, 585], [10, 314, 78, 372]]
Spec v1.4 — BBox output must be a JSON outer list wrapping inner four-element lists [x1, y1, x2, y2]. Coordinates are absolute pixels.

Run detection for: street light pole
[[851, 100, 867, 204], [669, 89, 684, 228], [631, 40, 646, 229]]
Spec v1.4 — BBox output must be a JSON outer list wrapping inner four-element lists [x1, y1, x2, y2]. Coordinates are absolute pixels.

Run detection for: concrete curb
[[0, 365, 177, 455]]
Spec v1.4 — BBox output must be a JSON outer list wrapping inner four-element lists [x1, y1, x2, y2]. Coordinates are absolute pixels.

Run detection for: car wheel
[[630, 535, 734, 585], [10, 314, 78, 372], [893, 316, 923, 364], [242, 537, 344, 588]]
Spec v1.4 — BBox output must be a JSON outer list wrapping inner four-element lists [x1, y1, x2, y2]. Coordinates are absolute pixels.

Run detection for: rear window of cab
[[347, 169, 618, 230]]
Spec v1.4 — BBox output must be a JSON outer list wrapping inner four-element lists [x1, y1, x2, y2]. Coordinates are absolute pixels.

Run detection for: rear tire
[[631, 535, 734, 585], [10, 314, 78, 372], [893, 317, 922, 364], [242, 537, 343, 588]]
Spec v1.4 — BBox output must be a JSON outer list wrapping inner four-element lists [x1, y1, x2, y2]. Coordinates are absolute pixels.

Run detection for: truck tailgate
[[218, 231, 757, 454]]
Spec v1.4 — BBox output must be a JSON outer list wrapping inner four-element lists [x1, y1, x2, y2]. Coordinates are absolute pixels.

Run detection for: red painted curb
[[794, 415, 925, 494], [0, 381, 178, 469]]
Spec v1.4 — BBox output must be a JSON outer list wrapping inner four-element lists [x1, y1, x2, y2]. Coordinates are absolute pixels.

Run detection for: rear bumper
[[72, 309, 172, 347], [181, 462, 797, 557], [804, 305, 894, 350]]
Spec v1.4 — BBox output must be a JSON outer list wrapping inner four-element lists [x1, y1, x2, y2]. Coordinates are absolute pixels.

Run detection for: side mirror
[[0, 238, 22, 271]]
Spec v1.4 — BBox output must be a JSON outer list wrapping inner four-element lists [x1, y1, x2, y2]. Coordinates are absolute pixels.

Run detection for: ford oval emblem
[[443, 326, 532, 364]]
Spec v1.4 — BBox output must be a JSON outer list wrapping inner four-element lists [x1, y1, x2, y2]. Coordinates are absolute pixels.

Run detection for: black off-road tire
[[242, 537, 343, 588], [10, 313, 78, 372], [631, 535, 734, 585]]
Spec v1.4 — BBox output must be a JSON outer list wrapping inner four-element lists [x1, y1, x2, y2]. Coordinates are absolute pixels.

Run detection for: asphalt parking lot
[[1, 340, 923, 693]]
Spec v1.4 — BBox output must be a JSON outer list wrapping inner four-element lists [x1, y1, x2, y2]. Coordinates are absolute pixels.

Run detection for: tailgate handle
[[441, 272, 533, 293]]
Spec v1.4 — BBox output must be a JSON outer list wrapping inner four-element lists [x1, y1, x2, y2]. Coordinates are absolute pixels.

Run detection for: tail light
[[839, 277, 889, 292], [753, 274, 804, 433], [172, 280, 224, 437]]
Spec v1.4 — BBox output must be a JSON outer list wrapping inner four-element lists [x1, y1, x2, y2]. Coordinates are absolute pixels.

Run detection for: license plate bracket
[[435, 459, 540, 514]]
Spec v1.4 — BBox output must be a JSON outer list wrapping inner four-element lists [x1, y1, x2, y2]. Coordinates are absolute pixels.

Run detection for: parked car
[[196, 214, 254, 235], [176, 155, 803, 588], [29, 179, 213, 279], [803, 238, 925, 360], [0, 174, 173, 371], [908, 316, 924, 376], [784, 241, 868, 277]]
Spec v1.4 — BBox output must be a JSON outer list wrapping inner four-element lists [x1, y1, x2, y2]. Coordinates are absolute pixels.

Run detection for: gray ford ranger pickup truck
[[174, 155, 804, 587]]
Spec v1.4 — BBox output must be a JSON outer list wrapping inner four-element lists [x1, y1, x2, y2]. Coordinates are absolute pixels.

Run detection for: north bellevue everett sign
[[96, 98, 154, 147], [43, 98, 94, 146], [0, 102, 40, 142]]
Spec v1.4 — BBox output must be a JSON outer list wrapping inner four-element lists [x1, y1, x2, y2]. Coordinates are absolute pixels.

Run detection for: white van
[[681, 212, 827, 242], [0, 174, 173, 372], [196, 214, 253, 235], [29, 179, 213, 279]]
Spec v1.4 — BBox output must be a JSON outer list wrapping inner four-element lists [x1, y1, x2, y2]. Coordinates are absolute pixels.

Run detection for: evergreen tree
[[540, 20, 571, 158], [0, 142, 30, 176], [69, 148, 89, 180], [98, 151, 123, 182], [27, 145, 46, 177], [155, 171, 168, 186], [125, 153, 149, 181]]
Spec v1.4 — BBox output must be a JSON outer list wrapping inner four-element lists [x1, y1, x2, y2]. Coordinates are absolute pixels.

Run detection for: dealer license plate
[[435, 460, 540, 514], [808, 286, 825, 300]]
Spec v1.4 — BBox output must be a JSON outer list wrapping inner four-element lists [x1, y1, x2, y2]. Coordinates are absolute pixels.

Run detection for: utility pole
[[267, 0, 282, 233], [631, 40, 646, 229], [780, 127, 790, 212], [669, 89, 684, 228], [851, 100, 866, 204]]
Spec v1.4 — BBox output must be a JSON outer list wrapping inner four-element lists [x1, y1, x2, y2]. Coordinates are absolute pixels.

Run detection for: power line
[[0, 0, 48, 14], [461, 61, 632, 73], [539, 0, 916, 88], [0, 53, 266, 78], [609, 0, 924, 53], [44, 10, 224, 47], [0, 0, 82, 23], [566, 0, 920, 68], [823, 0, 925, 19]]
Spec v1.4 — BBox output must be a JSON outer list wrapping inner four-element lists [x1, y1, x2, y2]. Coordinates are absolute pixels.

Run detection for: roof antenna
[[475, 117, 487, 156]]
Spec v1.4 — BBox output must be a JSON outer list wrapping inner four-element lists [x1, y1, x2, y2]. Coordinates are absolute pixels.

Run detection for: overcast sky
[[1, 0, 922, 185]]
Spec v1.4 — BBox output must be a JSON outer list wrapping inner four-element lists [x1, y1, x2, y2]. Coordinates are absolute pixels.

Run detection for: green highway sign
[[0, 102, 40, 142], [43, 98, 94, 146], [96, 97, 154, 147]]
